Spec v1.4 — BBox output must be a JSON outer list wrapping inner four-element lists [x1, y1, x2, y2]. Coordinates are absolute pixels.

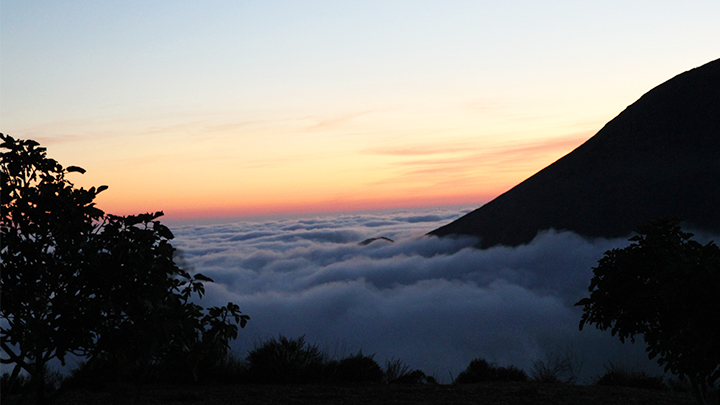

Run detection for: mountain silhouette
[[430, 58, 720, 248], [359, 236, 394, 246]]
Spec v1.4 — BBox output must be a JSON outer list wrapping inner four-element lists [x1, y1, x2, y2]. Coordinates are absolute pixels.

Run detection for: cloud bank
[[172, 208, 669, 382]]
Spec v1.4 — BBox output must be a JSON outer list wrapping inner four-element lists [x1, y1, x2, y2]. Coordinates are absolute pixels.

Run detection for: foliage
[[65, 352, 248, 388], [1, 368, 66, 402], [243, 335, 433, 385], [390, 369, 434, 384], [530, 345, 583, 384], [384, 358, 413, 383], [245, 335, 325, 384], [384, 358, 434, 384], [200, 353, 249, 385], [0, 134, 248, 401], [595, 362, 666, 391], [668, 377, 693, 393], [576, 218, 720, 404], [454, 358, 528, 384], [2, 371, 31, 397], [333, 351, 383, 383]]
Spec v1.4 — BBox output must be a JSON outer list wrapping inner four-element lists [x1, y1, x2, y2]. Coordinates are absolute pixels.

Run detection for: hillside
[[430, 58, 720, 248]]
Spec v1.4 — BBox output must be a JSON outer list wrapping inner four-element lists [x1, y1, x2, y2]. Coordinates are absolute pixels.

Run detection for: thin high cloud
[[367, 144, 476, 156], [172, 208, 671, 382], [365, 133, 592, 189], [393, 134, 590, 170]]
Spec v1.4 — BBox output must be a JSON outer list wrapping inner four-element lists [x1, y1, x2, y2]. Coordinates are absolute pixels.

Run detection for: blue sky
[[2, 1, 719, 219]]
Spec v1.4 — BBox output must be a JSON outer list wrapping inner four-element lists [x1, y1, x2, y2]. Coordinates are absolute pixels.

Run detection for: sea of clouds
[[171, 207, 668, 383]]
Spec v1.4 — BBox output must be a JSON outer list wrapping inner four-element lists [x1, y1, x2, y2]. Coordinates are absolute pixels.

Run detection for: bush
[[454, 358, 528, 384], [385, 358, 434, 384], [0, 135, 248, 401], [242, 336, 435, 385], [1, 372, 31, 397], [1, 368, 65, 401], [667, 377, 692, 392], [390, 369, 435, 384], [63, 350, 248, 388], [531, 346, 583, 384], [246, 335, 325, 384], [202, 354, 248, 385], [576, 218, 720, 401], [160, 352, 248, 385], [333, 351, 384, 383], [595, 362, 666, 391], [64, 358, 129, 390]]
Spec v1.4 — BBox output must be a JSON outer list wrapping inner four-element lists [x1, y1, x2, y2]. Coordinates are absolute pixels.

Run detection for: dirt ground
[[14, 381, 700, 405]]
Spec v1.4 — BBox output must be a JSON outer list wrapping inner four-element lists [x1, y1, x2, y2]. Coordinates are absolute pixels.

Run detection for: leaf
[[2, 136, 254, 378], [193, 273, 214, 283], [574, 298, 590, 307], [154, 223, 174, 239], [66, 166, 86, 174]]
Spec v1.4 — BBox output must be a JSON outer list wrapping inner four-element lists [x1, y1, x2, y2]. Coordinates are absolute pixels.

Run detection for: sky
[[3, 2, 719, 383], [2, 1, 719, 220]]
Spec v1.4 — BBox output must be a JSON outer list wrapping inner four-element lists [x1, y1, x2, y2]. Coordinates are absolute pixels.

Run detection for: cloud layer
[[172, 208, 666, 382]]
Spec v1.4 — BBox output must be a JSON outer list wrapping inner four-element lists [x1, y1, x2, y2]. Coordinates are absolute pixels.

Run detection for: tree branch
[[1, 340, 31, 373]]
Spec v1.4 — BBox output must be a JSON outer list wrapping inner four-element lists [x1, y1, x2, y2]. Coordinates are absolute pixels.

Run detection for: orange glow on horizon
[[94, 188, 499, 221], [76, 127, 593, 222], [4, 2, 718, 225]]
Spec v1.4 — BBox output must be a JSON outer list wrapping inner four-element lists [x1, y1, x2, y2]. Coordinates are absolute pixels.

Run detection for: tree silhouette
[[0, 134, 248, 402], [576, 218, 720, 405]]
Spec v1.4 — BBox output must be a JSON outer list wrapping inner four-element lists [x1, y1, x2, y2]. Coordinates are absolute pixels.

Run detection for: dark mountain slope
[[430, 58, 720, 248]]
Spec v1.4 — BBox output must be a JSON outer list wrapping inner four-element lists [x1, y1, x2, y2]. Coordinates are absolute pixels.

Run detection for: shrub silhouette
[[389, 369, 434, 385], [530, 346, 583, 384], [243, 336, 432, 385], [1, 372, 30, 397], [1, 368, 65, 401], [668, 377, 692, 393], [0, 134, 248, 402], [385, 358, 434, 384], [576, 218, 720, 404], [595, 362, 666, 391], [65, 351, 248, 388], [454, 358, 528, 384], [333, 351, 383, 383], [63, 358, 131, 391], [190, 354, 247, 385], [246, 335, 325, 384]]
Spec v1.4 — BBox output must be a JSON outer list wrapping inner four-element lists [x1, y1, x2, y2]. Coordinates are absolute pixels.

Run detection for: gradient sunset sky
[[2, 1, 719, 220]]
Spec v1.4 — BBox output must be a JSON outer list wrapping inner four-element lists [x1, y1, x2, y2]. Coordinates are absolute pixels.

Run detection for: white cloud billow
[[171, 208, 666, 382]]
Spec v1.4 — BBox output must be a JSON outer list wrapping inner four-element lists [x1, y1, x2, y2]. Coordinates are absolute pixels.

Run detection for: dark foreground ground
[[9, 381, 703, 405]]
